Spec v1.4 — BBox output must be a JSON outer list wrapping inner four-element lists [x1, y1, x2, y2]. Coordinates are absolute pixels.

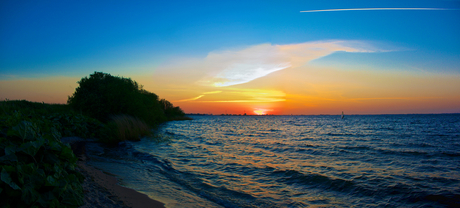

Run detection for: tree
[[159, 99, 185, 119], [67, 72, 169, 126]]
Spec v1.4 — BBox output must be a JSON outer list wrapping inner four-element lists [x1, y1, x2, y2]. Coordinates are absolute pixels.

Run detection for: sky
[[1, 0, 459, 115]]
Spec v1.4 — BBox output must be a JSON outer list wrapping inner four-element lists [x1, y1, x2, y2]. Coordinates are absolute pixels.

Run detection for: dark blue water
[[86, 114, 460, 207]]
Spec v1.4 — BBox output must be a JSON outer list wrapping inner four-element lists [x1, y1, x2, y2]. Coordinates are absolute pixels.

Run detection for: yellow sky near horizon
[[132, 41, 460, 115], [1, 41, 459, 115], [1, 67, 459, 115], [136, 65, 460, 115], [0, 77, 79, 104]]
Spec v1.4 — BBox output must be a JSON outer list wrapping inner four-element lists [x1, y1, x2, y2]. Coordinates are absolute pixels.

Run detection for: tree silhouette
[[68, 72, 184, 125]]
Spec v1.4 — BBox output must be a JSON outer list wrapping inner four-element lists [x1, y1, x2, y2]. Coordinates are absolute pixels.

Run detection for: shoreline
[[65, 138, 165, 208], [78, 161, 165, 208]]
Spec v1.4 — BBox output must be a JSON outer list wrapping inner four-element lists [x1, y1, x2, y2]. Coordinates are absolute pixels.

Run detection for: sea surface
[[86, 115, 460, 207]]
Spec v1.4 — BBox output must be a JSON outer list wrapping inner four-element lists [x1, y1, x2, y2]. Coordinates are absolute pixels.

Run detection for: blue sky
[[1, 0, 459, 78]]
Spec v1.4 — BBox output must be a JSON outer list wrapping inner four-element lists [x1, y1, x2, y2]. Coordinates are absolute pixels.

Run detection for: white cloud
[[300, 8, 450, 13], [197, 40, 379, 87], [211, 63, 291, 87]]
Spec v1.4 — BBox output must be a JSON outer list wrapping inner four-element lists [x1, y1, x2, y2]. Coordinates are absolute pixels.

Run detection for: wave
[[270, 169, 360, 193], [339, 145, 373, 151], [90, 115, 460, 207], [125, 145, 281, 207], [441, 152, 460, 157], [323, 133, 363, 137], [375, 147, 460, 159], [154, 165, 280, 208], [376, 148, 433, 157], [268, 168, 460, 206], [420, 193, 460, 207]]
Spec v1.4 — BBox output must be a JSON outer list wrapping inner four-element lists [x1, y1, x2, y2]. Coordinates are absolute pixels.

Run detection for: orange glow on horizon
[[2, 57, 459, 116], [125, 42, 460, 115], [254, 108, 273, 115]]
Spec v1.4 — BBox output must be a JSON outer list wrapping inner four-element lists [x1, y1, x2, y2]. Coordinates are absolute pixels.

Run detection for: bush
[[0, 100, 104, 139], [0, 110, 84, 207], [67, 72, 186, 126], [45, 112, 104, 139]]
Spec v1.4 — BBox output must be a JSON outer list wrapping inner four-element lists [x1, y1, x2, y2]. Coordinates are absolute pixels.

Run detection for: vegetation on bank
[[100, 115, 151, 144], [0, 101, 95, 207], [0, 72, 190, 207]]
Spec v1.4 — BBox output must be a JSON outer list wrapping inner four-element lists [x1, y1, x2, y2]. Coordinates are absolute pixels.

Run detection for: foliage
[[0, 100, 104, 139], [46, 113, 104, 139], [0, 74, 189, 206], [99, 115, 152, 144], [67, 72, 171, 126], [159, 99, 186, 120], [0, 102, 85, 208], [0, 100, 70, 115]]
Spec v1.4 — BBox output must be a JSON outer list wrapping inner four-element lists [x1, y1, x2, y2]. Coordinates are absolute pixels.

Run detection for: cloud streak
[[174, 88, 286, 103], [300, 8, 450, 13], [175, 91, 224, 102], [175, 95, 204, 102], [198, 40, 379, 88]]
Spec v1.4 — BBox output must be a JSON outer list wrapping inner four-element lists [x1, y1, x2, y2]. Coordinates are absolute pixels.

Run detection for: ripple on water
[[88, 115, 460, 207]]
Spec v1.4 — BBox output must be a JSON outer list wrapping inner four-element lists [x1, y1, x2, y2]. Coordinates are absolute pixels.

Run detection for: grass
[[0, 98, 184, 207], [1, 100, 175, 145], [101, 115, 152, 144]]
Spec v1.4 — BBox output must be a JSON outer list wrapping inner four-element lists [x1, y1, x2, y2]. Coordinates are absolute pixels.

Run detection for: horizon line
[[300, 8, 452, 13], [186, 113, 460, 116]]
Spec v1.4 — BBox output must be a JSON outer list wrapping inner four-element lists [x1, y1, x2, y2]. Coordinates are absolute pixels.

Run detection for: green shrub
[[45, 112, 104, 139], [0, 100, 112, 207], [0, 100, 104, 139], [67, 72, 168, 126], [0, 121, 83, 208]]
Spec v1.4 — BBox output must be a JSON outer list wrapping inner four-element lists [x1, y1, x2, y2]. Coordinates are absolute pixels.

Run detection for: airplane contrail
[[300, 8, 450, 13]]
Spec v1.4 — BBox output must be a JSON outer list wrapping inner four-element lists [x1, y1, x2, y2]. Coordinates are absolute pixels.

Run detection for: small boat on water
[[341, 111, 344, 119]]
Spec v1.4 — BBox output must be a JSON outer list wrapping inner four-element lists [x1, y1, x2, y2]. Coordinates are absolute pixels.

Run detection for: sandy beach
[[78, 162, 165, 208], [65, 138, 165, 208]]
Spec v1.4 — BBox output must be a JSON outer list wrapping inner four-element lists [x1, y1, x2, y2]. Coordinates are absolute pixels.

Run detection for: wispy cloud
[[198, 40, 379, 87], [210, 63, 291, 87], [201, 98, 285, 103], [300, 8, 451, 13], [175, 95, 204, 102], [203, 91, 222, 94], [175, 91, 223, 102], [348, 96, 441, 101], [175, 88, 286, 103]]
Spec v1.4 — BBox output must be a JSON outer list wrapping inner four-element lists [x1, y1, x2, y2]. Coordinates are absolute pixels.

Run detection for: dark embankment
[[1, 71, 187, 207]]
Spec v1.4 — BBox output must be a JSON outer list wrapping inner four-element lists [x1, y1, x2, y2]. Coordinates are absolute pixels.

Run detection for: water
[[86, 115, 460, 207]]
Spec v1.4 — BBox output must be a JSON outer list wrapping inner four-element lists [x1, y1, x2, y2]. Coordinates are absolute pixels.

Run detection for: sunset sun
[[253, 108, 272, 115]]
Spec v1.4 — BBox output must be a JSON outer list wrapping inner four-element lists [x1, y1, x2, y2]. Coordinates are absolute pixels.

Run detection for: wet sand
[[64, 138, 165, 208], [78, 161, 165, 208]]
